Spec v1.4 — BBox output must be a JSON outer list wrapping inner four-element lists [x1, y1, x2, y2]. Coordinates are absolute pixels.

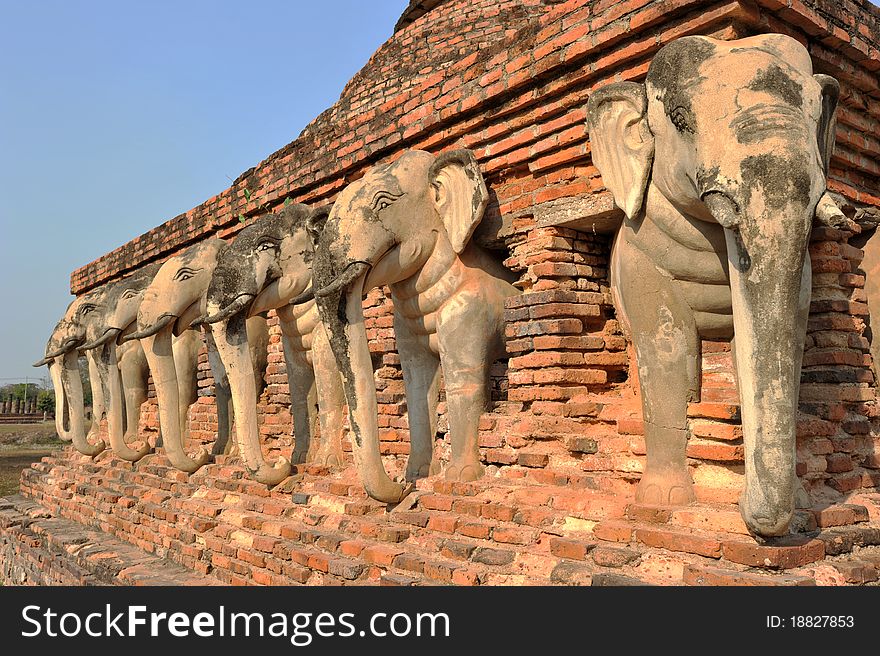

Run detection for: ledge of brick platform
[[0, 495, 217, 586], [9, 447, 880, 586]]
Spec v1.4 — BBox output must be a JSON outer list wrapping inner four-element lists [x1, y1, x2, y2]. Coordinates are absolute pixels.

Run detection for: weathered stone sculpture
[[74, 264, 163, 461], [196, 203, 346, 485], [122, 239, 269, 473], [311, 149, 519, 503], [586, 34, 845, 537], [35, 290, 111, 455]]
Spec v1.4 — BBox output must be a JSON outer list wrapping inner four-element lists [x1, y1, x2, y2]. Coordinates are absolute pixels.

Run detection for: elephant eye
[[173, 267, 200, 282], [371, 190, 403, 213], [122, 290, 137, 299], [79, 304, 95, 316], [670, 106, 694, 133], [257, 240, 277, 252]]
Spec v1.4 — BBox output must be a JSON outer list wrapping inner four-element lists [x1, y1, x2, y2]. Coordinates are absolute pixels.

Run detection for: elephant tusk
[[33, 356, 52, 367], [201, 294, 255, 324], [120, 314, 176, 342], [314, 262, 370, 298], [288, 285, 315, 306], [41, 337, 83, 360], [79, 327, 122, 351]]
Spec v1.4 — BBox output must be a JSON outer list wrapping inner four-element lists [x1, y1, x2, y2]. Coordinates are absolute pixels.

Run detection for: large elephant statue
[[311, 149, 519, 503], [585, 34, 847, 537], [195, 203, 346, 485], [121, 239, 269, 473]]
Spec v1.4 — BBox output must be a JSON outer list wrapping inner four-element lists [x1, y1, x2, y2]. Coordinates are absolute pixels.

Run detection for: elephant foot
[[635, 468, 695, 506], [405, 458, 440, 482], [445, 458, 484, 483], [311, 445, 344, 469]]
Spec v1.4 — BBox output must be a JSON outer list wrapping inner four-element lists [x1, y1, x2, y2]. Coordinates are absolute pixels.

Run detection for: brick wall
[[21, 0, 880, 585]]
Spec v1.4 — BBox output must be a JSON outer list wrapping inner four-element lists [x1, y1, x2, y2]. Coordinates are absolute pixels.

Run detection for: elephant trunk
[[43, 336, 81, 360], [142, 326, 209, 472], [48, 357, 72, 442], [80, 327, 122, 351], [288, 285, 314, 307], [209, 313, 290, 485], [122, 314, 176, 342], [197, 293, 255, 326], [61, 350, 105, 456], [712, 191, 813, 538], [102, 344, 150, 461], [317, 271, 408, 503]]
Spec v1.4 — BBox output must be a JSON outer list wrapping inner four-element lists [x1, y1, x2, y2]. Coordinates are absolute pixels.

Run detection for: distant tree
[[37, 389, 54, 413], [0, 382, 39, 404]]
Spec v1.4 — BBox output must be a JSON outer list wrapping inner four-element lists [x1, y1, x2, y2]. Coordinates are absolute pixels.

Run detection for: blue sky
[[0, 0, 408, 383]]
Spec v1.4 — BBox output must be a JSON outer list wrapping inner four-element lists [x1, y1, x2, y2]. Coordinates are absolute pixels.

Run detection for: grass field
[[0, 421, 65, 496]]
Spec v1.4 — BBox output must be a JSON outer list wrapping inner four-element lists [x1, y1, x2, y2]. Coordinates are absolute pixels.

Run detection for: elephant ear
[[586, 82, 654, 220], [429, 149, 489, 254], [306, 204, 333, 249], [813, 73, 839, 175]]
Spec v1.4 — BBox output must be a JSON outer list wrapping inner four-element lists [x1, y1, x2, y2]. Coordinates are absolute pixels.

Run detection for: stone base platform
[[0, 495, 215, 586], [5, 446, 880, 586]]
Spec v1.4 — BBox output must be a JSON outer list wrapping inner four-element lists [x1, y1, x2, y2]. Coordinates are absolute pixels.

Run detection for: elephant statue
[[195, 203, 346, 485], [311, 149, 519, 503], [74, 263, 162, 461], [35, 296, 99, 451], [121, 238, 269, 473], [34, 286, 114, 456], [585, 34, 847, 537]]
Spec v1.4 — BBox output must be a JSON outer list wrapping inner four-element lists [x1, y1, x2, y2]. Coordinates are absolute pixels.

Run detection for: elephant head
[[79, 263, 161, 351], [587, 34, 840, 536], [123, 239, 227, 472], [311, 149, 507, 503], [198, 202, 315, 484]]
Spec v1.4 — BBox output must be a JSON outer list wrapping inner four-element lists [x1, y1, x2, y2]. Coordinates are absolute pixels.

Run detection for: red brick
[[591, 546, 640, 568], [549, 537, 595, 560], [635, 526, 722, 558], [683, 564, 815, 586], [593, 521, 633, 543], [832, 560, 879, 584], [722, 537, 825, 569]]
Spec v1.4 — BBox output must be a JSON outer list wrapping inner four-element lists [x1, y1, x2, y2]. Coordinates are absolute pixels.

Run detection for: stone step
[[14, 447, 880, 586], [0, 495, 218, 586]]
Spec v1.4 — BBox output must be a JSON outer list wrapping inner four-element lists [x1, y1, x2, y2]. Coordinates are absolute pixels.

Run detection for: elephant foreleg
[[310, 324, 347, 468], [205, 331, 234, 456], [614, 234, 699, 506], [394, 316, 441, 481], [116, 341, 151, 460], [278, 325, 318, 465], [172, 330, 202, 454]]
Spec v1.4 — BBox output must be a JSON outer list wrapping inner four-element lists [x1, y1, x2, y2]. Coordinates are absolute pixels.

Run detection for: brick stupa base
[[3, 445, 879, 586]]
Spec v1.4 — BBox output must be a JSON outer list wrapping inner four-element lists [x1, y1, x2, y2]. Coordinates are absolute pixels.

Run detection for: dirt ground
[[0, 422, 64, 496]]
